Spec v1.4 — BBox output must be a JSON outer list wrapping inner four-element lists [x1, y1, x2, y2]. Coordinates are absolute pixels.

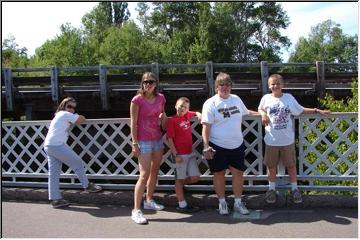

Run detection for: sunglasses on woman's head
[[219, 83, 232, 87], [66, 105, 76, 109], [143, 80, 156, 85]]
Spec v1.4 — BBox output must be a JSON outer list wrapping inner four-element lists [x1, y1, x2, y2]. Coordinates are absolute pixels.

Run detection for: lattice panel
[[2, 117, 263, 177], [299, 113, 358, 176], [2, 113, 358, 191], [2, 122, 50, 174]]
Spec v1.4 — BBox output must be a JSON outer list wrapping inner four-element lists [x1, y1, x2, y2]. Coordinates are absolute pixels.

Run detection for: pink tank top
[[131, 93, 166, 141]]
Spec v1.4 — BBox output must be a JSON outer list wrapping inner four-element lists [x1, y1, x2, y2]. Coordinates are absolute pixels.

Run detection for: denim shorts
[[138, 139, 164, 154]]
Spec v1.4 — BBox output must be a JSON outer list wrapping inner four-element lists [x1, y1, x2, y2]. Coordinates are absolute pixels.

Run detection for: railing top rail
[[269, 63, 315, 68], [326, 63, 358, 67], [3, 62, 357, 72], [2, 113, 357, 125], [58, 66, 99, 71], [10, 68, 51, 72], [107, 64, 153, 69], [159, 63, 206, 68], [213, 63, 260, 68]]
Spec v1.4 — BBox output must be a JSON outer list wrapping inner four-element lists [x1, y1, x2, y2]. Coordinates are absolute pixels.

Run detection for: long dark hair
[[56, 97, 76, 113], [137, 72, 158, 96]]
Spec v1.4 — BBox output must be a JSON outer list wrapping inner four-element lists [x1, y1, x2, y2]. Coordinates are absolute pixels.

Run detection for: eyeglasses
[[219, 83, 232, 87], [66, 105, 76, 110], [143, 80, 156, 85]]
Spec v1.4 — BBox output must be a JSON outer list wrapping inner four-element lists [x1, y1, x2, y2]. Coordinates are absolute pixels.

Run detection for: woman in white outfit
[[44, 97, 102, 208]]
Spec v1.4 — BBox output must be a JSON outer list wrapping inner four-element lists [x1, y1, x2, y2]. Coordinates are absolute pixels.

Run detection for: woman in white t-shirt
[[44, 97, 102, 209], [201, 72, 258, 216]]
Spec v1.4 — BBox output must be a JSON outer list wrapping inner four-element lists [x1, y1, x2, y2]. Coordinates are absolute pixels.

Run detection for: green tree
[[81, 2, 130, 65], [34, 23, 87, 67], [136, 2, 150, 26], [289, 20, 358, 63], [211, 2, 290, 63], [113, 2, 130, 26], [188, 3, 212, 64], [2, 35, 29, 68], [100, 21, 158, 65]]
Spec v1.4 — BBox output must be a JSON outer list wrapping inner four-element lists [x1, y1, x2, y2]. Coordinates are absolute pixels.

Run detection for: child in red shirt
[[166, 97, 201, 213]]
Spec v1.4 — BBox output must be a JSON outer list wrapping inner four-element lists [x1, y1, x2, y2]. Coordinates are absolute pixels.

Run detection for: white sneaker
[[131, 209, 148, 224], [233, 201, 250, 215], [218, 202, 229, 215], [143, 200, 165, 210]]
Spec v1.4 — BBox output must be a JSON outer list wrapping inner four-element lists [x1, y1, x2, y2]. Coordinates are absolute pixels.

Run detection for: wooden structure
[[1, 61, 357, 120]]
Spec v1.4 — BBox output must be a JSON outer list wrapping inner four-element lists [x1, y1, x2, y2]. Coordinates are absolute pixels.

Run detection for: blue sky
[[2, 2, 358, 62]]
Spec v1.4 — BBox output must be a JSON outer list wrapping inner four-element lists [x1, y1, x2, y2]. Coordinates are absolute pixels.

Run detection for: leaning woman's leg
[[134, 153, 152, 210], [46, 144, 89, 188], [45, 147, 62, 200], [146, 149, 163, 201]]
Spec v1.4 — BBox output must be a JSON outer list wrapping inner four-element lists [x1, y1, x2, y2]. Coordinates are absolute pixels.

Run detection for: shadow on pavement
[[146, 207, 357, 225], [55, 204, 132, 218], [249, 208, 356, 225]]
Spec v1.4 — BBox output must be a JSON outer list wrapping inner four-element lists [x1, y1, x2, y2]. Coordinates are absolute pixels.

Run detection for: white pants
[[44, 144, 89, 200]]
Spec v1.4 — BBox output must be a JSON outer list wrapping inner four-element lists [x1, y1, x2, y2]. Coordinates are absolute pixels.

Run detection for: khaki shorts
[[172, 153, 200, 180], [264, 144, 296, 168]]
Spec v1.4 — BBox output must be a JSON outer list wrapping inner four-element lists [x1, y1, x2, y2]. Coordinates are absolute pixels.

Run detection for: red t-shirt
[[166, 111, 196, 154]]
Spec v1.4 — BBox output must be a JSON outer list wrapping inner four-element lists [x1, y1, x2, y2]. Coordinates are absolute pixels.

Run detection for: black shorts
[[206, 142, 246, 173]]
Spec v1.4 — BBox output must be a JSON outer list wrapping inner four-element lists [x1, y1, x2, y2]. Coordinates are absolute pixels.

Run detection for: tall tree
[[289, 20, 358, 63], [34, 23, 86, 67], [113, 2, 130, 26], [136, 2, 151, 32], [211, 2, 290, 63], [81, 2, 130, 64], [2, 35, 29, 68]]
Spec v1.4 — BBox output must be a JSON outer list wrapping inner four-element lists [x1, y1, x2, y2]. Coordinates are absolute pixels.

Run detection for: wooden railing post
[[260, 61, 269, 96], [206, 61, 214, 97], [151, 63, 160, 90], [99, 64, 109, 110], [4, 68, 14, 111], [316, 61, 325, 99], [50, 66, 59, 104]]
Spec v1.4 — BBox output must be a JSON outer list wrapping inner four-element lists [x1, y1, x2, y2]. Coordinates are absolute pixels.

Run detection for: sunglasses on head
[[66, 105, 76, 109], [219, 83, 232, 87], [143, 80, 156, 85]]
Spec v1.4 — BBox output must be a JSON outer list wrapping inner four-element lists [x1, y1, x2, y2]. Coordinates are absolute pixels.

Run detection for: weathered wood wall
[[1, 61, 357, 120]]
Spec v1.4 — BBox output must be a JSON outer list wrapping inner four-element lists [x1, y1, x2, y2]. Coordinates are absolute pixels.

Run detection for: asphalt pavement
[[2, 201, 358, 238]]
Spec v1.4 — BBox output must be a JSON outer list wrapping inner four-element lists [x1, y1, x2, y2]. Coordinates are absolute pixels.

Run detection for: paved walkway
[[2, 201, 358, 238]]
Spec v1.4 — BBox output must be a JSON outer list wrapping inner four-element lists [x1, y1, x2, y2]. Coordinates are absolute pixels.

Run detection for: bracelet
[[314, 108, 318, 113], [203, 147, 211, 153], [132, 142, 139, 146]]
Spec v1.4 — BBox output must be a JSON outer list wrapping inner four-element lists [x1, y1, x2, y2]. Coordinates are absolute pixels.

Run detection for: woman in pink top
[[130, 72, 167, 224]]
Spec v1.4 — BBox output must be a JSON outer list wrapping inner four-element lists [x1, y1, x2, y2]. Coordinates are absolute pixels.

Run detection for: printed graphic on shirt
[[218, 106, 240, 118], [269, 103, 291, 130], [179, 120, 191, 130]]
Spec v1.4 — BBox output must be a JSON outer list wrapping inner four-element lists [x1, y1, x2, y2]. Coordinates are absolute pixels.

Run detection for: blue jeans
[[44, 144, 89, 200]]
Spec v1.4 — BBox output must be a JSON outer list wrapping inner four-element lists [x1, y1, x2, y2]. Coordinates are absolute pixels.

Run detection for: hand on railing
[[315, 108, 331, 116]]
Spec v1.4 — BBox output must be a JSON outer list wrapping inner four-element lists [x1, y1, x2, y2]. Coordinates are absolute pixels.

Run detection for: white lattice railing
[[2, 113, 358, 192]]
